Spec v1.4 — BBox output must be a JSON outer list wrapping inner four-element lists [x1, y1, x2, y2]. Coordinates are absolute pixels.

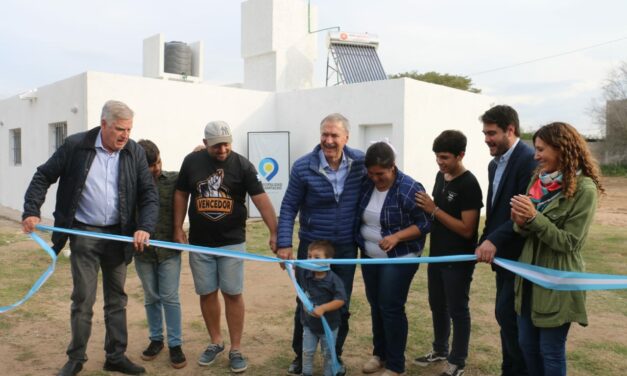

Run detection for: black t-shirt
[[430, 170, 483, 256], [176, 150, 264, 247]]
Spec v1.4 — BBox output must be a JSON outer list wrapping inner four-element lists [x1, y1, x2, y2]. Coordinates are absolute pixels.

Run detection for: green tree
[[389, 70, 481, 93]]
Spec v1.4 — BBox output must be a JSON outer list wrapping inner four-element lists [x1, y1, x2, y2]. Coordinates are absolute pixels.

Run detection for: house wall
[[0, 73, 87, 218], [403, 79, 495, 199], [1, 73, 496, 219]]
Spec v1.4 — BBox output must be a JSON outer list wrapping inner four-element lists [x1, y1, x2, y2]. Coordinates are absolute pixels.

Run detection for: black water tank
[[164, 41, 193, 76]]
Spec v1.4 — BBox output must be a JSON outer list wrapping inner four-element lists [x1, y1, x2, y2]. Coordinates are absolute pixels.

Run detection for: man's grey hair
[[101, 100, 134, 125], [320, 113, 350, 133]]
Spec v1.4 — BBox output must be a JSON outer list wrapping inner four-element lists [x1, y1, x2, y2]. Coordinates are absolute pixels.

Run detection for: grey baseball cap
[[204, 121, 233, 147]]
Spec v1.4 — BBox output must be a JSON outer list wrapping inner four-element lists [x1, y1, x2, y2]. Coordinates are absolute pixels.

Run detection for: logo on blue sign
[[259, 157, 279, 182]]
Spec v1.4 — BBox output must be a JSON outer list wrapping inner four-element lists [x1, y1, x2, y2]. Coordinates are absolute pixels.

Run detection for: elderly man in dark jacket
[[22, 100, 158, 376], [277, 113, 366, 376]]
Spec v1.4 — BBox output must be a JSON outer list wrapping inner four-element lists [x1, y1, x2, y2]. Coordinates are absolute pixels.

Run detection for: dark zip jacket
[[23, 127, 158, 261]]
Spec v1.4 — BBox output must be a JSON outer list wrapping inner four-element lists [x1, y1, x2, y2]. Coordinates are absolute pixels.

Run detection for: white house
[[0, 0, 495, 219]]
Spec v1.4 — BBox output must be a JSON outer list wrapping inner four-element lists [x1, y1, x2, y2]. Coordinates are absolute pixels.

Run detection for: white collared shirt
[[492, 138, 520, 206]]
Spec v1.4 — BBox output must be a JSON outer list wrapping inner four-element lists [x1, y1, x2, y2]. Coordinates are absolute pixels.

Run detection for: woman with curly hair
[[510, 122, 604, 376]]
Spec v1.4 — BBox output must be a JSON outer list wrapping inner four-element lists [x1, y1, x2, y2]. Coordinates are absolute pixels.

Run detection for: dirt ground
[[593, 177, 627, 227], [0, 177, 626, 376]]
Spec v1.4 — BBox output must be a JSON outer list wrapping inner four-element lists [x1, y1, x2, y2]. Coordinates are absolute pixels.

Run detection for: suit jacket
[[480, 140, 536, 275]]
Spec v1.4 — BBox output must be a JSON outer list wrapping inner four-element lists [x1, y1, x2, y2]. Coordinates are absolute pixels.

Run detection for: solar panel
[[329, 43, 387, 84]]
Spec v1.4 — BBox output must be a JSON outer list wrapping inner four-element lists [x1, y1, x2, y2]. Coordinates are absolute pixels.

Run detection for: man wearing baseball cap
[[172, 121, 277, 373]]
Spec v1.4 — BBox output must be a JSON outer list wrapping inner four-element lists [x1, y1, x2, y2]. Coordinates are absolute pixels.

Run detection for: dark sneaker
[[103, 356, 146, 375], [198, 342, 225, 366], [229, 350, 248, 373], [169, 345, 187, 369], [141, 340, 164, 361], [440, 362, 465, 376], [57, 360, 83, 376], [287, 356, 302, 375], [413, 351, 447, 366]]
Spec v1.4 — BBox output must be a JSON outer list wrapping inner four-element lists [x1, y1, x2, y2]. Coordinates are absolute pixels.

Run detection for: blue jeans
[[496, 272, 528, 375], [302, 326, 338, 376], [427, 262, 474, 368], [517, 301, 571, 376], [134, 254, 183, 347], [293, 241, 357, 358], [362, 258, 418, 374]]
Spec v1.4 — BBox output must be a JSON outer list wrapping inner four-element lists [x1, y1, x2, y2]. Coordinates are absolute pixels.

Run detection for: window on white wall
[[49, 121, 67, 154], [10, 128, 22, 165]]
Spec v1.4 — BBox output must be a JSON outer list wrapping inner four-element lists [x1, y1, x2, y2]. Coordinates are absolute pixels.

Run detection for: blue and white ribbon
[[0, 232, 57, 313], [3, 225, 627, 376], [495, 258, 627, 291], [3, 224, 627, 314]]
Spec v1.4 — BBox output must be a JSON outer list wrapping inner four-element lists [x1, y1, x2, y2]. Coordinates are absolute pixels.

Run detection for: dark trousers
[[292, 240, 357, 358], [517, 296, 571, 376], [66, 224, 128, 363], [362, 259, 418, 374], [496, 272, 528, 376], [427, 262, 475, 368]]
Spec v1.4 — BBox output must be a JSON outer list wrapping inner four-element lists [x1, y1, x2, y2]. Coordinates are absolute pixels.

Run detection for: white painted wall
[[83, 71, 276, 173], [0, 71, 495, 220], [0, 73, 87, 218], [275, 79, 406, 164], [403, 78, 495, 202], [275, 78, 495, 203], [242, 0, 317, 91]]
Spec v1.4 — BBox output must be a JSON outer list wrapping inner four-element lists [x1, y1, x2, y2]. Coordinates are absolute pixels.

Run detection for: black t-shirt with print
[[176, 150, 264, 247], [430, 170, 483, 256]]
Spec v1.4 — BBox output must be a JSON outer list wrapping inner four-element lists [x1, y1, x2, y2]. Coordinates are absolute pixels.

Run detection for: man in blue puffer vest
[[277, 113, 366, 376]]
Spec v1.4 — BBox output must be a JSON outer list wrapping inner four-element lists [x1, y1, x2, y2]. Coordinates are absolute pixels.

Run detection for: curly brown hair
[[533, 122, 604, 198]]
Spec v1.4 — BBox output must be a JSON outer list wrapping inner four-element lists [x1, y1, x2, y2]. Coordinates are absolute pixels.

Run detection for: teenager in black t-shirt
[[414, 130, 483, 376]]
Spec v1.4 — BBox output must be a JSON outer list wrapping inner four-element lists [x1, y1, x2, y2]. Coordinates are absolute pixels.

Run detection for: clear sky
[[2, 0, 626, 136]]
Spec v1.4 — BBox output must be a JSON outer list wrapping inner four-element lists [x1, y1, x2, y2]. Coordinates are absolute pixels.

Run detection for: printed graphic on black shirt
[[446, 190, 458, 202], [195, 169, 233, 221]]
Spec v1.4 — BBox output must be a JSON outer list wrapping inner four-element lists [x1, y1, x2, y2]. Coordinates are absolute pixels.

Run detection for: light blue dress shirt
[[74, 130, 121, 226], [492, 138, 520, 206], [318, 149, 349, 202]]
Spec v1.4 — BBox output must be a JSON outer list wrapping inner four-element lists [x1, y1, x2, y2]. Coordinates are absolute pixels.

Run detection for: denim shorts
[[189, 242, 246, 296]]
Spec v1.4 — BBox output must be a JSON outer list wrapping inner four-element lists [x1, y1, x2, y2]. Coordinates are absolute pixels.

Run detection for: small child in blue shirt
[[297, 240, 347, 376]]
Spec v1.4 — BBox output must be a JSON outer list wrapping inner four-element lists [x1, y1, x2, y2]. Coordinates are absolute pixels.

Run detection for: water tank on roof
[[164, 41, 193, 76]]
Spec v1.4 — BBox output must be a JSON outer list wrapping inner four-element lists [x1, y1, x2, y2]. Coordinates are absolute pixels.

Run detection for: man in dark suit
[[475, 105, 536, 376]]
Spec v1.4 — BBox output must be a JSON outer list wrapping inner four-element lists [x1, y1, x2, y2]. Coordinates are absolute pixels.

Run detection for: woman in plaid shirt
[[357, 142, 431, 376]]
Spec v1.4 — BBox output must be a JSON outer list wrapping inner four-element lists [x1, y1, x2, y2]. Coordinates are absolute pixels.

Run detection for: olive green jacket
[[135, 171, 180, 263], [513, 175, 598, 328]]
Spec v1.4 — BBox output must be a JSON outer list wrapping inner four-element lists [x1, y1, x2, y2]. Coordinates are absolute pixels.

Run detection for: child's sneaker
[[413, 351, 447, 366], [141, 340, 164, 361], [169, 345, 187, 369]]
